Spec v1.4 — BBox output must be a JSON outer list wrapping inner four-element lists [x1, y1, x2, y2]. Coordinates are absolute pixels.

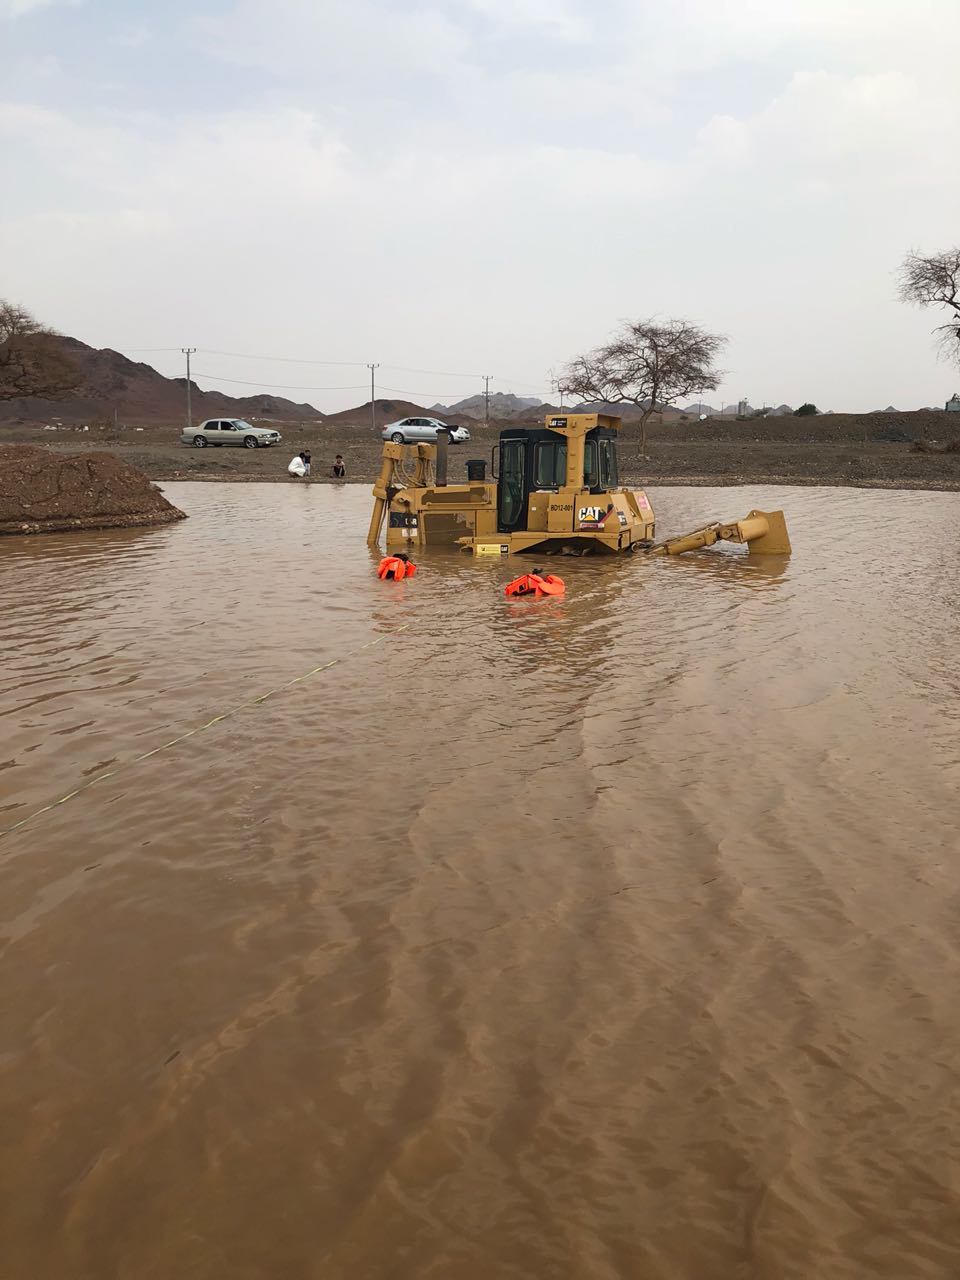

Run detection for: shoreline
[[149, 470, 960, 492], [3, 431, 960, 495]]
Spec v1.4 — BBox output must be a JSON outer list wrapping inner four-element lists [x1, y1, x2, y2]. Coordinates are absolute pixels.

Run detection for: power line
[[200, 348, 369, 367], [121, 344, 550, 390], [192, 372, 368, 391], [187, 371, 550, 400], [496, 373, 552, 388], [378, 383, 549, 400], [381, 363, 486, 378], [378, 383, 484, 396], [201, 351, 487, 377]]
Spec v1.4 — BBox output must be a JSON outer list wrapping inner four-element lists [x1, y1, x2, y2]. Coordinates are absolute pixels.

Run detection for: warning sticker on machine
[[635, 493, 651, 510]]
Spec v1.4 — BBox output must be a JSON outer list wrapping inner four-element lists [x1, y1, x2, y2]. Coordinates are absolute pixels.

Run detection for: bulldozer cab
[[497, 422, 620, 533], [370, 410, 658, 554]]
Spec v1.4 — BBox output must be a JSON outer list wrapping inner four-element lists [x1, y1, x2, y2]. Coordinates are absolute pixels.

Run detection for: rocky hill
[[433, 392, 544, 420], [321, 399, 473, 430], [547, 400, 687, 422], [0, 336, 323, 425]]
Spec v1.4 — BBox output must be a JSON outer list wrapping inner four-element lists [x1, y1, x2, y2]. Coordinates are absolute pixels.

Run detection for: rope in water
[[0, 624, 410, 842]]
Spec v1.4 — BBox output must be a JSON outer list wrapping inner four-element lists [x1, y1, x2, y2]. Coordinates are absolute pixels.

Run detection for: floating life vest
[[504, 570, 565, 598], [378, 556, 417, 580]]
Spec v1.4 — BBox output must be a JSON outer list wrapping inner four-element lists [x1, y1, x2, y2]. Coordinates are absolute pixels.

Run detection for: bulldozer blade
[[744, 509, 791, 555]]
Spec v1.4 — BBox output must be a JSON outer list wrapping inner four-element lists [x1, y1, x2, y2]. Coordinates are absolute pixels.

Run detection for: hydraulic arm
[[643, 509, 791, 557]]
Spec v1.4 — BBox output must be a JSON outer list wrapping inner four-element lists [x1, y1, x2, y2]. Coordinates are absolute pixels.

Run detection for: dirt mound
[[0, 445, 186, 535]]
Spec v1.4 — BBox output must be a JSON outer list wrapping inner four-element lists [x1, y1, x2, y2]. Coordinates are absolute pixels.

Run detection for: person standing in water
[[331, 454, 346, 478]]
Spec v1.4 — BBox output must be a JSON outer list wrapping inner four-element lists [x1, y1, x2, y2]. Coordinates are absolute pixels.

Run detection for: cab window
[[583, 440, 598, 489], [498, 438, 526, 529], [599, 439, 619, 488], [533, 440, 567, 488]]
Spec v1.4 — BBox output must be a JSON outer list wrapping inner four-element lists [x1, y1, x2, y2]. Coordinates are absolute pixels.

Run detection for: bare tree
[[899, 248, 960, 367], [0, 300, 81, 400], [560, 318, 727, 452]]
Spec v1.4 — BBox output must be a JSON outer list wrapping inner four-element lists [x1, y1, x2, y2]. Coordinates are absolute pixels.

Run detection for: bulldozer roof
[[541, 412, 622, 433]]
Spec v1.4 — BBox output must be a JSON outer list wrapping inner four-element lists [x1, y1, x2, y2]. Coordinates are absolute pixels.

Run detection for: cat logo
[[549, 417, 568, 428], [578, 505, 610, 528], [577, 504, 628, 530]]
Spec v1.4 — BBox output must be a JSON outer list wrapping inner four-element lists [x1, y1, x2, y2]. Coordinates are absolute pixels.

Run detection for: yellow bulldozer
[[368, 411, 790, 558]]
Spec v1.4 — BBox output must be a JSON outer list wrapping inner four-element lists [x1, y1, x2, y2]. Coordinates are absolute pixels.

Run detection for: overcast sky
[[2, 0, 959, 412]]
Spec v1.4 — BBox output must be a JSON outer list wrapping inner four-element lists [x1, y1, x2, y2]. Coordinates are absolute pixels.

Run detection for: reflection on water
[[2, 482, 960, 1279]]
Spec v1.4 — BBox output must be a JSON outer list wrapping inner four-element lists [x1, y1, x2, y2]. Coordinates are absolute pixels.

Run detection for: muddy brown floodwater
[[1, 482, 959, 1280]]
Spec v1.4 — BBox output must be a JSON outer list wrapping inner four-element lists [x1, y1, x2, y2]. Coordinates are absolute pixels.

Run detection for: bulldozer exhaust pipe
[[435, 430, 449, 487]]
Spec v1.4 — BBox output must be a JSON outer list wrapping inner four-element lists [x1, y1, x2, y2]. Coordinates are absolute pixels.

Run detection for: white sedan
[[381, 417, 471, 444], [180, 419, 282, 448]]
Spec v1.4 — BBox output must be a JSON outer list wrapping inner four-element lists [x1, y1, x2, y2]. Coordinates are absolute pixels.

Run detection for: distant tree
[[899, 247, 960, 367], [560, 317, 727, 452], [794, 403, 818, 416], [0, 300, 81, 400]]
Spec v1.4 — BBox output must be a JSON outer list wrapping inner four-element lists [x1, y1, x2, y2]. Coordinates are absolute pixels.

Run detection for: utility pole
[[367, 362, 380, 435], [181, 347, 197, 428], [483, 374, 492, 427]]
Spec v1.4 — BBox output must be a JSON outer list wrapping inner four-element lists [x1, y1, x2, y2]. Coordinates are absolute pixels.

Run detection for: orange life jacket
[[504, 572, 565, 598], [377, 556, 417, 580]]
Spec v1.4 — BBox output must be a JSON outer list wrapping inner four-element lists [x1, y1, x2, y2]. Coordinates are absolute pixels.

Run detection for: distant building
[[946, 393, 960, 412]]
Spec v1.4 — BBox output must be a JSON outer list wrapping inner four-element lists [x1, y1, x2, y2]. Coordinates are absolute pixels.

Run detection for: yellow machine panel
[[367, 414, 789, 559]]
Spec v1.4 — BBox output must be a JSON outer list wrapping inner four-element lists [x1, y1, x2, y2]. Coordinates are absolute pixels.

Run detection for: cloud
[[0, 102, 352, 207], [2, 0, 960, 411], [198, 0, 468, 79], [694, 68, 960, 197], [460, 0, 587, 40], [0, 0, 53, 15], [616, 0, 960, 76], [0, 0, 75, 18], [109, 22, 151, 48]]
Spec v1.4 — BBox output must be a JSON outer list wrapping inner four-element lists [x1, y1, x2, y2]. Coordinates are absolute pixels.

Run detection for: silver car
[[381, 417, 471, 444], [180, 419, 283, 449]]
